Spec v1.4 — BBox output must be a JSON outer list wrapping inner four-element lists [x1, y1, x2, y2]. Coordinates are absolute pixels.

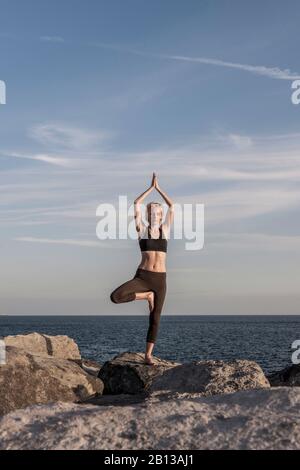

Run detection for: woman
[[110, 172, 174, 365]]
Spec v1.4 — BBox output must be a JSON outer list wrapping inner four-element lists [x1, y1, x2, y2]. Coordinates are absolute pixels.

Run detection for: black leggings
[[110, 268, 167, 343]]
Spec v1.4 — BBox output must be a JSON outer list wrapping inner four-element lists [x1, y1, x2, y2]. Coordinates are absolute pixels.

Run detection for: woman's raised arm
[[154, 176, 174, 235], [134, 173, 155, 234]]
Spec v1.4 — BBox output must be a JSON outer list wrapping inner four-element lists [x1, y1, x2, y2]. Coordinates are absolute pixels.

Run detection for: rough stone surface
[[0, 387, 299, 450], [149, 359, 270, 400], [72, 358, 102, 377], [4, 332, 81, 360], [98, 352, 180, 394], [0, 346, 103, 415], [82, 393, 148, 407], [268, 364, 300, 387]]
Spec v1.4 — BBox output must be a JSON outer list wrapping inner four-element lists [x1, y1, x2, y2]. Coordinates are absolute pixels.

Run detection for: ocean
[[1, 315, 299, 374]]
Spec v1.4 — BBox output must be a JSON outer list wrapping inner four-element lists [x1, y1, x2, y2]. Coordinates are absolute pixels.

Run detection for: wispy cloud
[[14, 237, 102, 247], [37, 36, 300, 81], [88, 42, 300, 81], [1, 121, 115, 170], [29, 123, 112, 150], [226, 133, 253, 150], [2, 32, 295, 86], [1, 151, 73, 168], [156, 53, 300, 80], [40, 36, 65, 43], [208, 232, 300, 252], [2, 126, 300, 231]]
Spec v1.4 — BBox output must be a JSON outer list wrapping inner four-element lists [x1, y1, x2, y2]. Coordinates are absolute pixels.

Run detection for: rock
[[81, 358, 102, 370], [81, 360, 102, 377], [82, 393, 148, 407], [72, 358, 102, 377], [267, 364, 300, 386], [0, 346, 103, 416], [98, 352, 180, 394], [4, 332, 81, 360], [0, 387, 299, 450], [149, 359, 270, 399]]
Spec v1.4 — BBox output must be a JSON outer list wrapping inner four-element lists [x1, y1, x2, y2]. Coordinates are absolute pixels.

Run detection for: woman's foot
[[147, 291, 155, 312], [144, 354, 155, 365]]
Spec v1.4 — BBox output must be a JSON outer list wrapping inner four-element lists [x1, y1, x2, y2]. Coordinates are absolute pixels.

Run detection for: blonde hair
[[146, 202, 163, 226]]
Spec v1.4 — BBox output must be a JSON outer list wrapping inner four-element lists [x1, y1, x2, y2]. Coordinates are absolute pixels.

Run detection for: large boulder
[[0, 346, 103, 415], [267, 364, 300, 386], [4, 332, 81, 360], [0, 387, 299, 450], [149, 359, 270, 399], [98, 352, 180, 394]]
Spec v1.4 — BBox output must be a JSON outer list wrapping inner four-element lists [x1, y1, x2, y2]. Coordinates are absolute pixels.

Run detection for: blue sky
[[1, 0, 300, 315]]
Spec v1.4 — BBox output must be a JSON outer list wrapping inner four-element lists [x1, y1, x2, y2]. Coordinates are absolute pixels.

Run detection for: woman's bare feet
[[145, 341, 155, 365], [144, 354, 155, 365], [135, 291, 155, 312]]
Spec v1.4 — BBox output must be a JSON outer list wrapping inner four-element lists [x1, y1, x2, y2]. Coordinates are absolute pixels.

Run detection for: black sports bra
[[138, 225, 168, 253]]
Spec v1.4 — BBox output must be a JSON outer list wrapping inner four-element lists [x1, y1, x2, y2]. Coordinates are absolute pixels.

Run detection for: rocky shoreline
[[0, 332, 299, 450]]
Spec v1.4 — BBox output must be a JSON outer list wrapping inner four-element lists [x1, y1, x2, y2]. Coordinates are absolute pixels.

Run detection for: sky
[[0, 0, 300, 315]]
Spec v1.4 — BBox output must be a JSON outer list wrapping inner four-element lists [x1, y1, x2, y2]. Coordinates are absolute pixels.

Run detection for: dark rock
[[98, 351, 180, 394], [267, 364, 300, 386]]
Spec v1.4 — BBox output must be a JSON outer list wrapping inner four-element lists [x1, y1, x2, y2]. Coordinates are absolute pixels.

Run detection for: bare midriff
[[137, 251, 166, 273]]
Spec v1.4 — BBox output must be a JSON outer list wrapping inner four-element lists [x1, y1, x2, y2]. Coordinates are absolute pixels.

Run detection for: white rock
[[0, 387, 299, 450], [4, 332, 81, 360]]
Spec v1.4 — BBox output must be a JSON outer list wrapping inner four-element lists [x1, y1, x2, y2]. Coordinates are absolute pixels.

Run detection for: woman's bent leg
[[110, 276, 150, 304]]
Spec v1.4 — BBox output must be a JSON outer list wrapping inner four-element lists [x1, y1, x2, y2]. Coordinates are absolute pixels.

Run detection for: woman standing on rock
[[110, 173, 174, 365]]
